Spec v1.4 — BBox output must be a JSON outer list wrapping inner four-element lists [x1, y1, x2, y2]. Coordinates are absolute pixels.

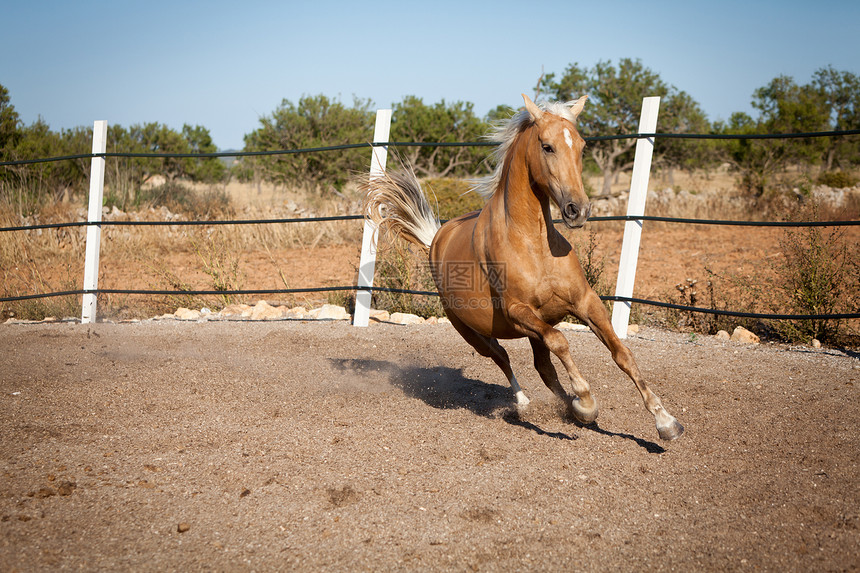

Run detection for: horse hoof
[[571, 398, 598, 424], [514, 391, 530, 412], [657, 418, 685, 441]]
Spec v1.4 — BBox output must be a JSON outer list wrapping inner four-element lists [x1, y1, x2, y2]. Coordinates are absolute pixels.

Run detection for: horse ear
[[522, 93, 544, 123], [569, 95, 588, 120]]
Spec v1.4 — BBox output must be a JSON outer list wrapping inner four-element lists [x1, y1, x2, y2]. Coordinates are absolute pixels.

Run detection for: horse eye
[[542, 144, 554, 154]]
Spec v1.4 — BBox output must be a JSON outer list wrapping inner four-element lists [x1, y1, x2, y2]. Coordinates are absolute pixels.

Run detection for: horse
[[363, 93, 684, 441]]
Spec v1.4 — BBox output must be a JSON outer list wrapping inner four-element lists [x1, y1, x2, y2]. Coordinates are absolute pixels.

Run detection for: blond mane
[[471, 99, 583, 200]]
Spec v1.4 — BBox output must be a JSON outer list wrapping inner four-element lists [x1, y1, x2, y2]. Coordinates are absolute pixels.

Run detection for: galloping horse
[[363, 94, 684, 441]]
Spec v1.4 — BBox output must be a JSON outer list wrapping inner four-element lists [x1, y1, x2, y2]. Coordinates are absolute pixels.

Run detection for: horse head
[[522, 93, 591, 229]]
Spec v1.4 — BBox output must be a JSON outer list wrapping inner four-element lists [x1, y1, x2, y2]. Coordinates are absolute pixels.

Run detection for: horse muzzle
[[561, 201, 591, 229]]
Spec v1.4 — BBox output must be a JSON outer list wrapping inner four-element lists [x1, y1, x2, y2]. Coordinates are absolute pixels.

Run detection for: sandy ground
[[1, 319, 858, 571]]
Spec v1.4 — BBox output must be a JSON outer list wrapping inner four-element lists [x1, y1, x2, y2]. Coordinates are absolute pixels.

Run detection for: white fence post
[[610, 97, 660, 339], [81, 120, 108, 324], [353, 109, 392, 327]]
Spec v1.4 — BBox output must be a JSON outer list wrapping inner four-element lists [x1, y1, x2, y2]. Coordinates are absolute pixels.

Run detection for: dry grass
[[0, 181, 365, 320]]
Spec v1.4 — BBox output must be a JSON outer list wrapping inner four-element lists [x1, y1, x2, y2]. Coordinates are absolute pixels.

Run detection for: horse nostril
[[564, 202, 579, 220]]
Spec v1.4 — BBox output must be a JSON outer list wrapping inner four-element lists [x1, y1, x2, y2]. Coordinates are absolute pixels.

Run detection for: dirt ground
[[1, 318, 858, 571]]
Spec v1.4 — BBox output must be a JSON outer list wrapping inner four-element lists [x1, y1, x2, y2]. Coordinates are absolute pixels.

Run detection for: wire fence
[[2, 128, 860, 168], [2, 128, 859, 321]]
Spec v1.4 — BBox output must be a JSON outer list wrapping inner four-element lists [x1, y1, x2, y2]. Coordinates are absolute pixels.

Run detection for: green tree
[[656, 90, 717, 183], [105, 124, 149, 206], [243, 94, 374, 190], [0, 83, 21, 153], [389, 96, 490, 178], [812, 66, 860, 171], [129, 122, 192, 183], [547, 58, 708, 196], [753, 75, 830, 167], [719, 74, 834, 196], [103, 122, 224, 209], [715, 112, 777, 196], [181, 124, 226, 183], [486, 104, 516, 123], [2, 116, 90, 210]]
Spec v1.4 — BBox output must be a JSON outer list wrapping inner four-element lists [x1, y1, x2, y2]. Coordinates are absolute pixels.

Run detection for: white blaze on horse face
[[563, 128, 574, 150]]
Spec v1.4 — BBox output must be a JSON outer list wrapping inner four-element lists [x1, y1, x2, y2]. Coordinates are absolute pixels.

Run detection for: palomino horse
[[363, 94, 684, 441]]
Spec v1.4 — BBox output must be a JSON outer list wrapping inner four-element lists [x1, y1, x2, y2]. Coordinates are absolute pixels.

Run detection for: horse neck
[[491, 127, 554, 236]]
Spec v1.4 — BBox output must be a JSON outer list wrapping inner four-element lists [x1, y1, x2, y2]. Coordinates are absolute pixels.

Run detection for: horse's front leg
[[506, 301, 598, 424], [575, 291, 684, 441]]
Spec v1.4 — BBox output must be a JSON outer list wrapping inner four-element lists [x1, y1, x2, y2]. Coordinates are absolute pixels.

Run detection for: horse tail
[[361, 164, 440, 251]]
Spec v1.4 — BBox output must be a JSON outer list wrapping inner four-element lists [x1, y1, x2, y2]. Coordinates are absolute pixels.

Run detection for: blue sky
[[3, 0, 858, 151]]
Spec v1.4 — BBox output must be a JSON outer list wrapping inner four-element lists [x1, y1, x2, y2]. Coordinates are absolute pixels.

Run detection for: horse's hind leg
[[505, 302, 599, 424], [445, 312, 530, 410], [575, 291, 684, 441]]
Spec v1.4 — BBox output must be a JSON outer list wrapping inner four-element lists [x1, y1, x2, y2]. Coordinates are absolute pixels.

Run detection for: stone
[[368, 309, 390, 323], [309, 304, 350, 321], [174, 308, 200, 321], [811, 339, 821, 348], [219, 304, 252, 318], [284, 306, 308, 319], [557, 321, 588, 331], [390, 312, 424, 325], [730, 326, 760, 344], [715, 330, 731, 341], [250, 300, 282, 320], [627, 324, 640, 335]]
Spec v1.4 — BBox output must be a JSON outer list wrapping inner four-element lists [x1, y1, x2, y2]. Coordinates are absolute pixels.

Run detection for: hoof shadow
[[329, 358, 573, 439], [580, 421, 665, 454], [501, 409, 577, 441]]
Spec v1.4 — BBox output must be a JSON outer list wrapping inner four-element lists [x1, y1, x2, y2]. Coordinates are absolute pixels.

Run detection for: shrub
[[108, 181, 234, 220], [675, 202, 859, 345], [768, 203, 858, 343], [817, 170, 858, 189], [422, 178, 484, 221], [372, 241, 443, 318]]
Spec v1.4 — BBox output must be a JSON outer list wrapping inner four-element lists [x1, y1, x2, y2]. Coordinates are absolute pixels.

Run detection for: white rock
[[368, 309, 390, 323], [368, 308, 391, 322], [730, 326, 760, 344], [174, 308, 200, 321], [557, 321, 588, 331], [309, 304, 350, 320], [284, 306, 308, 319], [250, 300, 282, 320], [219, 304, 252, 318], [389, 312, 424, 325], [715, 330, 731, 341]]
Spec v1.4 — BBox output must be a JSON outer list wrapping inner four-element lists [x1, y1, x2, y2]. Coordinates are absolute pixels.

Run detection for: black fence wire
[[2, 128, 859, 321], [4, 214, 859, 235], [2, 286, 857, 322], [3, 128, 860, 168]]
